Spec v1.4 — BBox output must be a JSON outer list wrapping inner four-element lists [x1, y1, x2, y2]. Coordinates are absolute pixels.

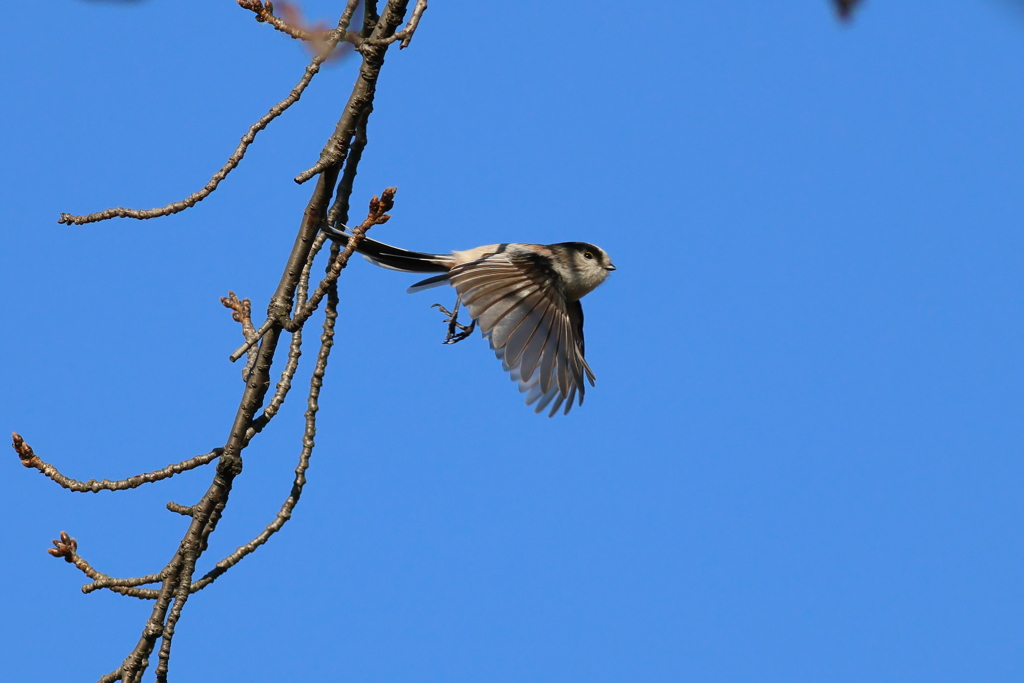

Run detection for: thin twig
[[245, 327, 303, 443], [47, 532, 164, 600], [338, 0, 366, 35], [57, 29, 344, 226], [127, 239, 348, 602], [238, 0, 364, 49], [229, 316, 275, 363], [83, 573, 165, 595], [362, 0, 427, 49], [166, 502, 194, 516], [98, 668, 122, 683], [244, 105, 361, 437], [110, 493, 231, 602], [221, 291, 259, 380], [399, 0, 427, 48], [297, 232, 330, 307], [239, 0, 322, 41], [12, 434, 220, 493]]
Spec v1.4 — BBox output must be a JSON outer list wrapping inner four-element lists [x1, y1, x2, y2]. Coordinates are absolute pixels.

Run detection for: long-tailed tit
[[323, 225, 616, 416]]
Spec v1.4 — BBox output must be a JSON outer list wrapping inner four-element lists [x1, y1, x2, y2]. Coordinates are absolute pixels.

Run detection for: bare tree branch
[[295, 1, 410, 183], [56, 5, 355, 227], [227, 97, 367, 366], [21, 2, 419, 680], [327, 103, 372, 230], [12, 434, 221, 493], [362, 0, 381, 37], [243, 234, 331, 441], [193, 272, 341, 594], [363, 0, 427, 49], [229, 317, 276, 363], [152, 554, 194, 682], [240, 0, 323, 41], [46, 532, 164, 600], [165, 502, 194, 516], [399, 0, 427, 48], [83, 573, 165, 596], [251, 329, 304, 433], [238, 0, 364, 51], [222, 290, 259, 380], [297, 232, 331, 307], [104, 0, 412, 669]]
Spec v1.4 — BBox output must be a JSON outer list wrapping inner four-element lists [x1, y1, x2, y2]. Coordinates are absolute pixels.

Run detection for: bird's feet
[[432, 299, 476, 344]]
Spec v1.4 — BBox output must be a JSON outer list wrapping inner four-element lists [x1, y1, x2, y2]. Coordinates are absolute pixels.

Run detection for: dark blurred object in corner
[[833, 0, 864, 22]]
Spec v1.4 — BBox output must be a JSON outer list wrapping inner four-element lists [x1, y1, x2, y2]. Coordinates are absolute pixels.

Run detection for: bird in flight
[[323, 226, 616, 416]]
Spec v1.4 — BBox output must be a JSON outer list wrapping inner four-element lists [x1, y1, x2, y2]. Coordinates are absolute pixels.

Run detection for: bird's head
[[553, 242, 616, 300]]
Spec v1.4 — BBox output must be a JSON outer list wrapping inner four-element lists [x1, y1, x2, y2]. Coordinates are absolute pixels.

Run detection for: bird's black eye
[[583, 252, 594, 260]]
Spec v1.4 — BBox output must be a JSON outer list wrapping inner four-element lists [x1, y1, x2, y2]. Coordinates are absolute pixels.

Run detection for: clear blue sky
[[2, 1, 1023, 681]]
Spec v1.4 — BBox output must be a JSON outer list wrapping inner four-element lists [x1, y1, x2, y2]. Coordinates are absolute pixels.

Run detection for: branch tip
[[11, 432, 37, 466], [49, 531, 77, 563], [220, 291, 253, 324], [238, 0, 274, 20], [240, 0, 357, 61], [368, 187, 397, 222], [166, 502, 194, 517], [17, 445, 221, 493]]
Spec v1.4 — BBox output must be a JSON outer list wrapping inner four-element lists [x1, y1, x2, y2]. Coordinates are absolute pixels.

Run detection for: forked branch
[[196, 273, 341, 594], [294, 1, 413, 183], [221, 291, 259, 379], [363, 0, 427, 49], [48, 532, 164, 599]]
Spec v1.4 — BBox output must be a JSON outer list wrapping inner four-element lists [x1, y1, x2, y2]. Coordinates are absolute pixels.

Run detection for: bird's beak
[[606, 263, 617, 271]]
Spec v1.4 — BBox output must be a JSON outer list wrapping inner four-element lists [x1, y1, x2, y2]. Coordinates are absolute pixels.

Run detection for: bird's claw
[[432, 300, 476, 345]]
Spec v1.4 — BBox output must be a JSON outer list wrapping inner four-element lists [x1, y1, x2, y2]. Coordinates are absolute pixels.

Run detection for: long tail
[[322, 225, 450, 274], [321, 225, 454, 293]]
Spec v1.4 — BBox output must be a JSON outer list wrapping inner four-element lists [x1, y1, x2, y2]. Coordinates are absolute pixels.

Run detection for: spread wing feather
[[502, 296, 550, 371], [448, 251, 594, 416], [518, 305, 554, 382], [492, 290, 547, 356]]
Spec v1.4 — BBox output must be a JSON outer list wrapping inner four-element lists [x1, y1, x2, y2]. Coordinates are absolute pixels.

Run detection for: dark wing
[[449, 252, 596, 416]]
